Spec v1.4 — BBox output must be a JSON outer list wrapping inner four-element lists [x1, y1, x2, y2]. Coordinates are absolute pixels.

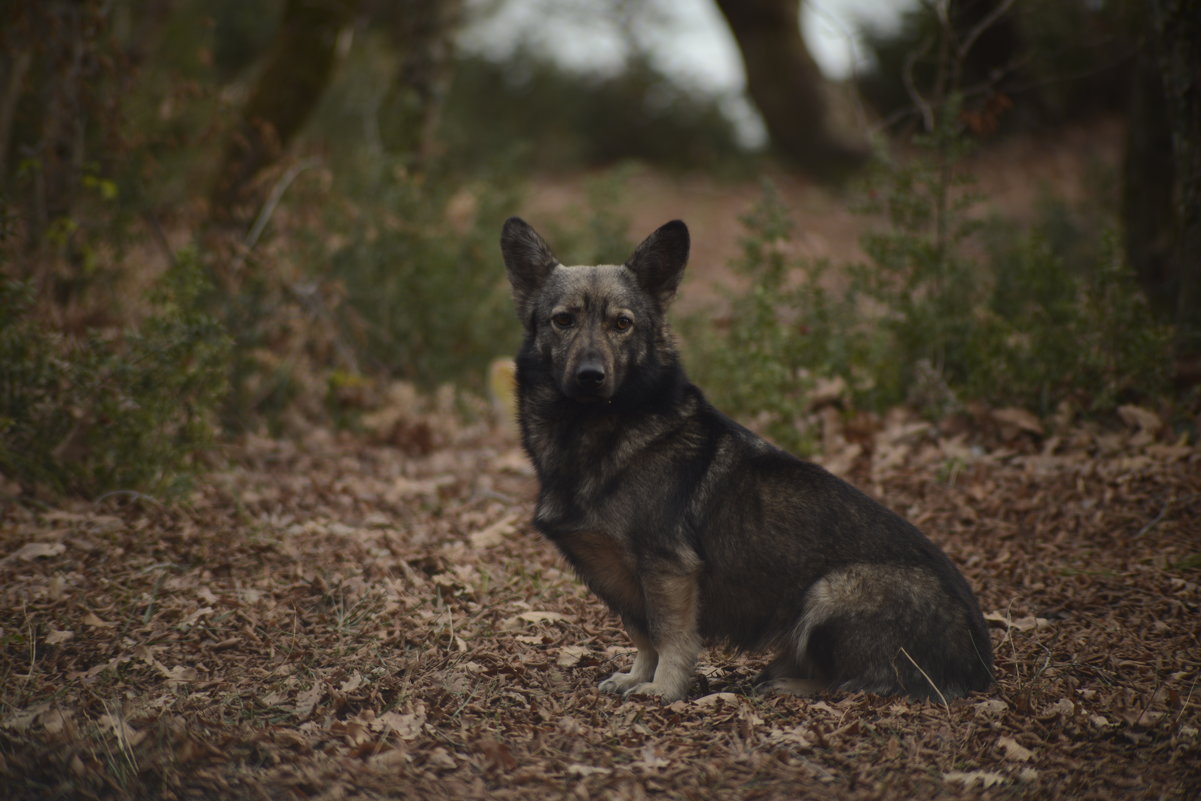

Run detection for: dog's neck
[[514, 343, 696, 472]]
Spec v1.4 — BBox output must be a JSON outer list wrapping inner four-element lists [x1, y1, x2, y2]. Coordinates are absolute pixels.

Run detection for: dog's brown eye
[[614, 315, 633, 332], [552, 312, 574, 329]]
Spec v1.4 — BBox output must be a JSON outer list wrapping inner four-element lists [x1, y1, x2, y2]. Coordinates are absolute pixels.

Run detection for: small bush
[[0, 251, 230, 498], [684, 127, 1173, 444], [969, 229, 1172, 413], [321, 160, 522, 391], [682, 182, 855, 454]]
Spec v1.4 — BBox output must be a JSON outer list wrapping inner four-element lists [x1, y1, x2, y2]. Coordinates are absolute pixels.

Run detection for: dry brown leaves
[[2, 400, 1199, 800]]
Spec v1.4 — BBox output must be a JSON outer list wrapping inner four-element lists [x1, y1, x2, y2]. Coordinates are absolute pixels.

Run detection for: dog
[[500, 217, 993, 702]]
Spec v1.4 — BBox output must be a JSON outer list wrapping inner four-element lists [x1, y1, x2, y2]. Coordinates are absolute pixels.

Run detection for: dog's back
[[502, 216, 993, 702]]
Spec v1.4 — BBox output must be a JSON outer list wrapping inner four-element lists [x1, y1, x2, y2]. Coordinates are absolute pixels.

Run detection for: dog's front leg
[[621, 562, 701, 702], [599, 618, 658, 694]]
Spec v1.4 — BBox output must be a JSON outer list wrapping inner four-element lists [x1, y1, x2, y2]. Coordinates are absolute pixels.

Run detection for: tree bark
[[370, 0, 463, 165], [208, 0, 357, 227], [712, 0, 864, 181], [1148, 0, 1201, 345], [1122, 50, 1176, 318]]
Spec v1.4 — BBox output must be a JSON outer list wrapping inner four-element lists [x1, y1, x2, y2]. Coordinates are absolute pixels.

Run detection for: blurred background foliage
[[0, 0, 1197, 498]]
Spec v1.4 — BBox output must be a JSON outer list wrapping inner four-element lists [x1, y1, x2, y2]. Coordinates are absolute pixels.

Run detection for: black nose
[[575, 363, 606, 389]]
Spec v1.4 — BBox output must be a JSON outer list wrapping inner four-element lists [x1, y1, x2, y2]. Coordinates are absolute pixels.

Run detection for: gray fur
[[501, 217, 994, 703]]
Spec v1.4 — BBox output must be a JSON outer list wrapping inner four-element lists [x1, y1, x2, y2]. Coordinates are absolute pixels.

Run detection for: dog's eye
[[613, 315, 633, 332], [551, 312, 575, 329]]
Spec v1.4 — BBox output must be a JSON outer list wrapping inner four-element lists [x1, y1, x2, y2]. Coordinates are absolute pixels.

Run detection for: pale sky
[[459, 0, 911, 146]]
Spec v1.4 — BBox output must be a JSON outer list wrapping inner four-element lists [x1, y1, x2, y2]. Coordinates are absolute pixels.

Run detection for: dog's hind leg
[[753, 651, 829, 697], [781, 564, 988, 700]]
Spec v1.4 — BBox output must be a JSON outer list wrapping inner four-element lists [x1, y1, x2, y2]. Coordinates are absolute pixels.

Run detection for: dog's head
[[500, 217, 689, 402]]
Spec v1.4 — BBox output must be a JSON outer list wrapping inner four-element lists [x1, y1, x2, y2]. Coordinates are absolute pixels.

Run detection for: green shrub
[[684, 119, 1173, 443], [321, 161, 522, 391], [969, 229, 1172, 413], [682, 182, 855, 454], [845, 115, 987, 410], [0, 251, 229, 498]]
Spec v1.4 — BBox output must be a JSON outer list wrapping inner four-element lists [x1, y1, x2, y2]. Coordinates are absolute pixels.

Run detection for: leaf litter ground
[[2, 400, 1199, 800]]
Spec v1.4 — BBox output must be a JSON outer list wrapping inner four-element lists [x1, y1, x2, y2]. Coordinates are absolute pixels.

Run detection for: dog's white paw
[[599, 671, 644, 694], [622, 681, 687, 702]]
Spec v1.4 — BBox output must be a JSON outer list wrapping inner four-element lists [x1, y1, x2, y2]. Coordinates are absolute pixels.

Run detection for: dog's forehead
[[542, 264, 639, 309]]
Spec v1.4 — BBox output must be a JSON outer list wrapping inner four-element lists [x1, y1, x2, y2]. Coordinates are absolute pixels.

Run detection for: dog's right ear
[[501, 217, 559, 327]]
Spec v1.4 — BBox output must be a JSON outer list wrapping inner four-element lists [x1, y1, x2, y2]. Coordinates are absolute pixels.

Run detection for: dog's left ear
[[501, 217, 560, 326], [625, 220, 689, 309]]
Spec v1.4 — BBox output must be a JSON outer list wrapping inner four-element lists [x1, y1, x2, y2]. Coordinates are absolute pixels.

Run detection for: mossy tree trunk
[[1121, 51, 1176, 321], [207, 0, 358, 229], [712, 0, 864, 182], [1127, 0, 1201, 348], [1148, 0, 1200, 346], [0, 0, 130, 307], [371, 0, 463, 165]]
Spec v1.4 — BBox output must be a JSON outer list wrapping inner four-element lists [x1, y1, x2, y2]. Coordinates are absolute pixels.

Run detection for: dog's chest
[[549, 528, 644, 618]]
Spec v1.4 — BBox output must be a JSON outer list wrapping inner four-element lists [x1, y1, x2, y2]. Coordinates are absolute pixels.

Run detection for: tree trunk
[[1148, 0, 1201, 346], [0, 0, 124, 298], [712, 0, 864, 181], [208, 0, 357, 228], [371, 0, 463, 166], [1122, 51, 1176, 318]]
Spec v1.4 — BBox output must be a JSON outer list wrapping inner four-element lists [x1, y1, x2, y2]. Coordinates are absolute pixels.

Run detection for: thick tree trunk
[[1149, 0, 1200, 345], [208, 0, 357, 227], [1122, 51, 1176, 319], [373, 0, 463, 165], [713, 0, 864, 181]]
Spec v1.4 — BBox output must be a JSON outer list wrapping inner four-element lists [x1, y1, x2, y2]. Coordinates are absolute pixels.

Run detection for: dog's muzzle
[[569, 359, 610, 401]]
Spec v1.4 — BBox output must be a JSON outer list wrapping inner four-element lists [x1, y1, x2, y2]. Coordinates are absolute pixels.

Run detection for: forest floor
[[2, 391, 1199, 800]]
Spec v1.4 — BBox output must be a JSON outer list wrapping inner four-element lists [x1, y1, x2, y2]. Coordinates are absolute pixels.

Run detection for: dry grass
[[2, 395, 1198, 800]]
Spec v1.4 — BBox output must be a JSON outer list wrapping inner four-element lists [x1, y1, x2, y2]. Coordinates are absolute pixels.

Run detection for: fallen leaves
[[469, 514, 517, 548], [996, 735, 1034, 762], [943, 769, 1007, 788], [991, 406, 1044, 437], [983, 611, 1051, 632], [507, 610, 569, 626], [80, 612, 112, 628], [4, 541, 66, 563], [1, 406, 1198, 800]]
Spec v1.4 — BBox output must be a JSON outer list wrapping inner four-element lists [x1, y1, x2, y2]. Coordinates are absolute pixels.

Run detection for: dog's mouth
[[562, 383, 613, 403]]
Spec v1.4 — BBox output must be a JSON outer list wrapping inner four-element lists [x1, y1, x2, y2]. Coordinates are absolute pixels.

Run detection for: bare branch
[[958, 0, 1018, 63]]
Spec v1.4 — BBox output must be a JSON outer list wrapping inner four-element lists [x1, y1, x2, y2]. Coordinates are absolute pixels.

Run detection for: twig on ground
[[1136, 493, 1201, 537], [900, 646, 950, 713]]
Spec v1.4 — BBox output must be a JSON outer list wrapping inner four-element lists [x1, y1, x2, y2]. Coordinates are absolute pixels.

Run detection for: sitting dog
[[500, 217, 993, 702]]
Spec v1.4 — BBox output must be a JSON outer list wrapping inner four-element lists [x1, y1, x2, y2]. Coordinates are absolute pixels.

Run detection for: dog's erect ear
[[625, 220, 689, 309], [501, 217, 559, 326]]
